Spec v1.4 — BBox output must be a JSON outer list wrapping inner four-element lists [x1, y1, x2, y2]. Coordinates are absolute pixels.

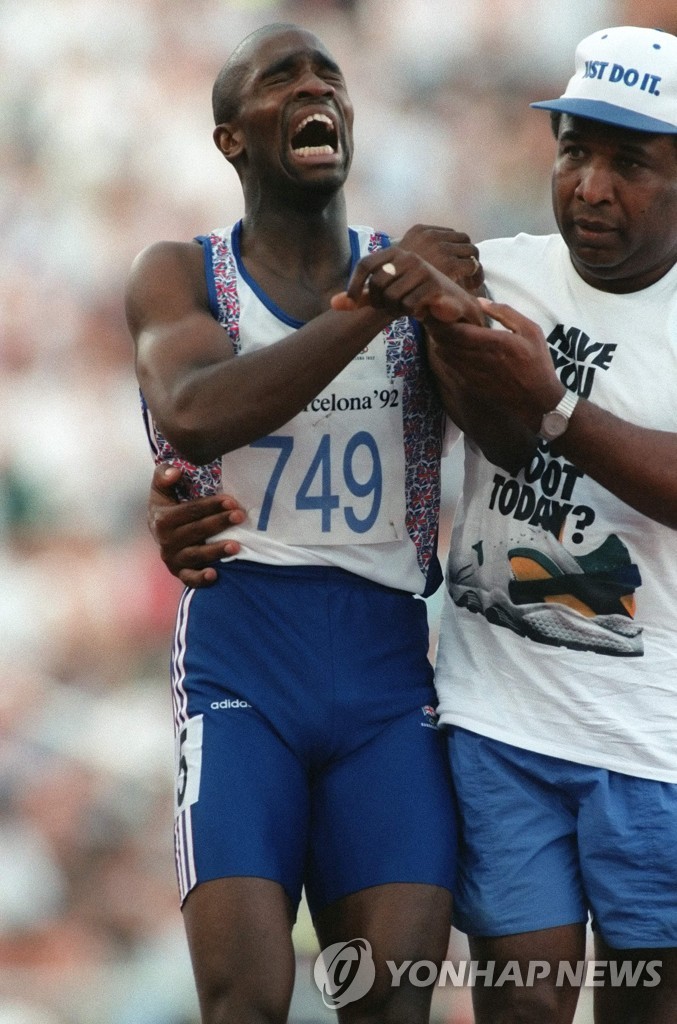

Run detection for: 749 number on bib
[[251, 430, 382, 535]]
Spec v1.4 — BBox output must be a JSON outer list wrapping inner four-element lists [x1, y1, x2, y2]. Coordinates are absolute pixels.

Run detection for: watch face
[[540, 411, 567, 440]]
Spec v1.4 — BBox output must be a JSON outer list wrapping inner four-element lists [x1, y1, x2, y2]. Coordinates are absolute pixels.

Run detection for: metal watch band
[[554, 390, 579, 420]]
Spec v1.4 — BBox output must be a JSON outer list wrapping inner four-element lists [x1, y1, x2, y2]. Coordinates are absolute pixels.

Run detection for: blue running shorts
[[448, 727, 677, 948], [171, 561, 457, 916]]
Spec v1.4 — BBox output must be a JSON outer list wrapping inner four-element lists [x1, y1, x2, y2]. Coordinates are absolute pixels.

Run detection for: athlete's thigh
[[315, 882, 453, 1024], [307, 705, 455, 1022], [172, 697, 309, 908], [306, 705, 457, 915], [172, 568, 317, 907], [183, 876, 296, 1024]]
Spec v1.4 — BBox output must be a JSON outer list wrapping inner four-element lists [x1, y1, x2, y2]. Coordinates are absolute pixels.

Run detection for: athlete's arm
[[128, 241, 393, 465], [446, 299, 677, 529]]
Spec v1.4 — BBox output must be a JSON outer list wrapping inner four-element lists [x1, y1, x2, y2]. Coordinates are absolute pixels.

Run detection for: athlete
[[128, 23, 487, 1024]]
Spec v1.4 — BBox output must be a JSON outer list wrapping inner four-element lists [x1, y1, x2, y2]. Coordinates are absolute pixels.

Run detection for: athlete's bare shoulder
[[125, 239, 210, 334]]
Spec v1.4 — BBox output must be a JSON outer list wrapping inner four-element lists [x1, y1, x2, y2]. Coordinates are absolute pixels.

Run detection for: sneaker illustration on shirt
[[450, 534, 644, 657]]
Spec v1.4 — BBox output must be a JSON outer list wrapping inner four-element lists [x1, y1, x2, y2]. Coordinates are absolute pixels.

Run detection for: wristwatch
[[538, 390, 579, 441]]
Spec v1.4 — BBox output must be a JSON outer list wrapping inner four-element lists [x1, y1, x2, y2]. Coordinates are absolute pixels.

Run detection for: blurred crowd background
[[0, 1, 674, 1022]]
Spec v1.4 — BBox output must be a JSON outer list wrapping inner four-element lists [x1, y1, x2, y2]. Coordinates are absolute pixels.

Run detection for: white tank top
[[142, 222, 446, 596]]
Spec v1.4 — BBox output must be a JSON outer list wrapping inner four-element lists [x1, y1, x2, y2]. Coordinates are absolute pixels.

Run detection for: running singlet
[[141, 222, 445, 596]]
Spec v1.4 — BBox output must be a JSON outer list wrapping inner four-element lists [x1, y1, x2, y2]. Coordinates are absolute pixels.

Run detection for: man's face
[[230, 28, 354, 195], [552, 114, 677, 292]]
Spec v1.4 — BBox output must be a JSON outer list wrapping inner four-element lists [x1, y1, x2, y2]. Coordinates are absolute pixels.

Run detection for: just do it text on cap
[[531, 25, 677, 134]]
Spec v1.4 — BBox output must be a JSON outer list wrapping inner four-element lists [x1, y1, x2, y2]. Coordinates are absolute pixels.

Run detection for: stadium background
[[0, 1, 673, 1021]]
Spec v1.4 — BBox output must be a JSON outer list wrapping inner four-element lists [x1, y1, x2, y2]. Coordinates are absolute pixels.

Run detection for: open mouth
[[291, 112, 338, 157]]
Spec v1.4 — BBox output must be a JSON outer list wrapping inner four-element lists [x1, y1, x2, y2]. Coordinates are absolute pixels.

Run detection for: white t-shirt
[[435, 233, 677, 782]]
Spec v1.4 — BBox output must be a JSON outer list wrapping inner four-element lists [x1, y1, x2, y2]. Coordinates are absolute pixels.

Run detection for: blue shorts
[[171, 561, 457, 917], [448, 727, 677, 949]]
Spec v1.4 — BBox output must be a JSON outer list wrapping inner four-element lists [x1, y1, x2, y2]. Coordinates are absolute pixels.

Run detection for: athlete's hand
[[330, 247, 485, 327], [148, 464, 245, 587]]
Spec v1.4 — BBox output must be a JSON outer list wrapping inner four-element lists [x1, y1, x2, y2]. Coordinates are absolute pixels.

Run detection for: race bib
[[222, 379, 406, 545]]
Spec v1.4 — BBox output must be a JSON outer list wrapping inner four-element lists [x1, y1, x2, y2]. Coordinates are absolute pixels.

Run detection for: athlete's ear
[[213, 123, 244, 162]]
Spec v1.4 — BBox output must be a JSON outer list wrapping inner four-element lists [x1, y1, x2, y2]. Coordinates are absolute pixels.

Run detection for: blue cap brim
[[530, 98, 677, 134]]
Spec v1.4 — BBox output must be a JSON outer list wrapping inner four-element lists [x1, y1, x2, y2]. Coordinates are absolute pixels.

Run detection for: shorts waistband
[[218, 558, 414, 597]]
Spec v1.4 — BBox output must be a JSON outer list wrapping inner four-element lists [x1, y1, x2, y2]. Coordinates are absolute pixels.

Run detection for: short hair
[[212, 50, 248, 125], [211, 23, 302, 126]]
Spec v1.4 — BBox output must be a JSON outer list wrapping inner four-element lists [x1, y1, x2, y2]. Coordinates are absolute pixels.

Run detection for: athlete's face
[[219, 28, 354, 195], [552, 115, 677, 292]]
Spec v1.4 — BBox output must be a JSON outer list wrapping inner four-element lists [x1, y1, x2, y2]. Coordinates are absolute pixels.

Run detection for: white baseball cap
[[531, 26, 677, 134]]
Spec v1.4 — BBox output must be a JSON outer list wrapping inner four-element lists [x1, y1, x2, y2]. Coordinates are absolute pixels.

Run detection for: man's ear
[[213, 123, 244, 161]]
